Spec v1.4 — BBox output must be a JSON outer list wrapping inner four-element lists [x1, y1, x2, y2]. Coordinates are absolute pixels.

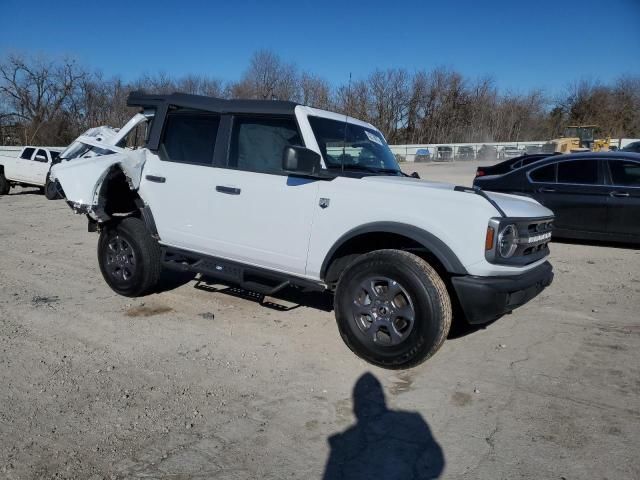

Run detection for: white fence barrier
[[389, 139, 639, 162]]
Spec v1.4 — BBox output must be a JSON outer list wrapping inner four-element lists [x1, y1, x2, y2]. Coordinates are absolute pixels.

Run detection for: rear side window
[[161, 112, 220, 165], [557, 160, 598, 184], [229, 117, 302, 174], [530, 164, 556, 183], [609, 160, 640, 187], [20, 148, 35, 159]]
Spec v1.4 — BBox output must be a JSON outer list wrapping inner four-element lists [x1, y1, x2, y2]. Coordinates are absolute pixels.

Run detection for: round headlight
[[498, 224, 519, 258]]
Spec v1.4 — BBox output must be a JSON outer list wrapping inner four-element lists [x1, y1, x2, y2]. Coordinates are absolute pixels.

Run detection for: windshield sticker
[[365, 130, 383, 146]]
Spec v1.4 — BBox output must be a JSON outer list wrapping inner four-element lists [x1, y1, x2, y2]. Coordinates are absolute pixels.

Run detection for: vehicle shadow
[[194, 276, 334, 312], [8, 188, 42, 196], [323, 372, 445, 480], [190, 275, 490, 333], [447, 316, 500, 339], [154, 270, 198, 294]]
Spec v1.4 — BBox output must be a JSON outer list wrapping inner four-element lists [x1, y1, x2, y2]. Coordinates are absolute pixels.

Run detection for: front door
[[605, 159, 640, 239], [528, 159, 608, 234], [30, 149, 51, 185], [9, 147, 36, 182]]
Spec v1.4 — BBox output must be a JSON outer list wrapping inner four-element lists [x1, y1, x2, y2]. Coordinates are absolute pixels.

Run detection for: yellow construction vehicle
[[542, 125, 610, 154]]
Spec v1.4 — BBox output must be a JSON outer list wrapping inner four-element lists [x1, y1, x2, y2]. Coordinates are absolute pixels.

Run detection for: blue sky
[[1, 0, 639, 94]]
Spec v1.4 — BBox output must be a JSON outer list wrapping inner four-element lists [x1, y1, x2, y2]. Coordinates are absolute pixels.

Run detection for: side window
[[557, 160, 598, 184], [160, 111, 220, 165], [20, 147, 35, 160], [609, 160, 640, 187], [229, 117, 302, 174], [530, 163, 556, 183], [35, 149, 49, 162]]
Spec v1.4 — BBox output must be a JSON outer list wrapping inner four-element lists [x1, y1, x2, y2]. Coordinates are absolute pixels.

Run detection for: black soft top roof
[[127, 91, 299, 115]]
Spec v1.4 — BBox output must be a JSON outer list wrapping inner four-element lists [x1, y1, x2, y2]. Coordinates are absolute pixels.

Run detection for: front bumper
[[451, 261, 553, 324]]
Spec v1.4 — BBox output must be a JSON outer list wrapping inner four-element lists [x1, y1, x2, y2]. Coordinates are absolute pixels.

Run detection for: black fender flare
[[320, 221, 468, 279]]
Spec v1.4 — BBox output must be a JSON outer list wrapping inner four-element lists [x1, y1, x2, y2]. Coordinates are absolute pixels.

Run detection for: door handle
[[145, 175, 166, 183], [538, 187, 556, 193], [610, 191, 629, 198], [216, 186, 241, 195]]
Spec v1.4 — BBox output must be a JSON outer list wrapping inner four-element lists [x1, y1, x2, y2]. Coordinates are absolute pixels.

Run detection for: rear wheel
[[97, 217, 161, 297], [334, 249, 451, 369], [0, 173, 10, 195]]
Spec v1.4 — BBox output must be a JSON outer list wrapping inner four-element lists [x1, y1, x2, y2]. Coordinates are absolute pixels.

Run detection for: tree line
[[1, 50, 639, 147]]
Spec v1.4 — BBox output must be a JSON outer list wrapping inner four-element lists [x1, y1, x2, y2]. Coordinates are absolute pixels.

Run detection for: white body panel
[[306, 175, 552, 278], [139, 153, 319, 275]]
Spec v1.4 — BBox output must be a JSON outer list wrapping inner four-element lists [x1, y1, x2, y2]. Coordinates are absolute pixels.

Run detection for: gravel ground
[[0, 160, 639, 479]]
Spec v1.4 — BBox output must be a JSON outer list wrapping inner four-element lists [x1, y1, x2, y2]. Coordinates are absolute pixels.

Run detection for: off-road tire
[[44, 175, 63, 200], [334, 249, 452, 369], [0, 173, 10, 195], [97, 217, 162, 297]]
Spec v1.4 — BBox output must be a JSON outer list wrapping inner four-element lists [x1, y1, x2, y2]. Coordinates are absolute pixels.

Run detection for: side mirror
[[282, 146, 321, 175], [410, 172, 420, 179], [35, 154, 47, 162]]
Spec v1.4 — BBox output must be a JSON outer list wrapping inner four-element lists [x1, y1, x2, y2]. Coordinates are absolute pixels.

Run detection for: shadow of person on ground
[[323, 373, 445, 480]]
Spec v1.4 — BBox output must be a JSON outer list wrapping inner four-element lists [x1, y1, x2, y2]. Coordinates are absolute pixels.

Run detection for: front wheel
[[334, 250, 452, 369], [44, 176, 63, 200], [97, 217, 162, 297]]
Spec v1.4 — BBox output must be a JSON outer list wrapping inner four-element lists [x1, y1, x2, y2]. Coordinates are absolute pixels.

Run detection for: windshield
[[308, 116, 400, 173], [60, 142, 115, 160]]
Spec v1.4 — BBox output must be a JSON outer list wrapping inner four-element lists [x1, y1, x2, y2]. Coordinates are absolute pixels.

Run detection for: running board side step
[[160, 247, 324, 295]]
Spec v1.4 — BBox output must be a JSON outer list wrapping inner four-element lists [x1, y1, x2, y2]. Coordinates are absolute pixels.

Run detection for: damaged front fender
[[51, 149, 147, 220]]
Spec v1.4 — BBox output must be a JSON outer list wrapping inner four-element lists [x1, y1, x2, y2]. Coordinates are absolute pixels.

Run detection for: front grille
[[514, 218, 553, 261], [486, 216, 554, 266]]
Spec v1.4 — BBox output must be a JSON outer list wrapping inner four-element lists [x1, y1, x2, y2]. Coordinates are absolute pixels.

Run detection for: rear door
[[527, 159, 608, 234], [8, 148, 36, 182], [605, 159, 640, 239]]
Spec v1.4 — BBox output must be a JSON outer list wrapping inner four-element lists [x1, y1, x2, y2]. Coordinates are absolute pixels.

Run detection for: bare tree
[[300, 72, 331, 109], [0, 53, 88, 144], [1, 51, 638, 147], [233, 50, 299, 101]]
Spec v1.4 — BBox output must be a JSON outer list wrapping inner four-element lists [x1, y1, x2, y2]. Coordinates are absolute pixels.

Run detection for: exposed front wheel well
[[97, 166, 140, 218], [94, 166, 158, 238]]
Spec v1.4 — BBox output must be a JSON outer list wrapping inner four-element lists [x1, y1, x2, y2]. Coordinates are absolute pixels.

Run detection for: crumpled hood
[[51, 150, 146, 210], [361, 175, 553, 218]]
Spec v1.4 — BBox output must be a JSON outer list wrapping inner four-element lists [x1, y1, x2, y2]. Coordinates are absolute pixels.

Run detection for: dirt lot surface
[[1, 161, 639, 479]]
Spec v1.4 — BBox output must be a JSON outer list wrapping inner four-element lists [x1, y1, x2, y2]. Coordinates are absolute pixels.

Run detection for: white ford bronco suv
[[51, 92, 554, 368]]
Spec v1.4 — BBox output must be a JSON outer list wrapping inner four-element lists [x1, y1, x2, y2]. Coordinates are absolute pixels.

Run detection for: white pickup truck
[[51, 92, 555, 368], [0, 147, 63, 198]]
